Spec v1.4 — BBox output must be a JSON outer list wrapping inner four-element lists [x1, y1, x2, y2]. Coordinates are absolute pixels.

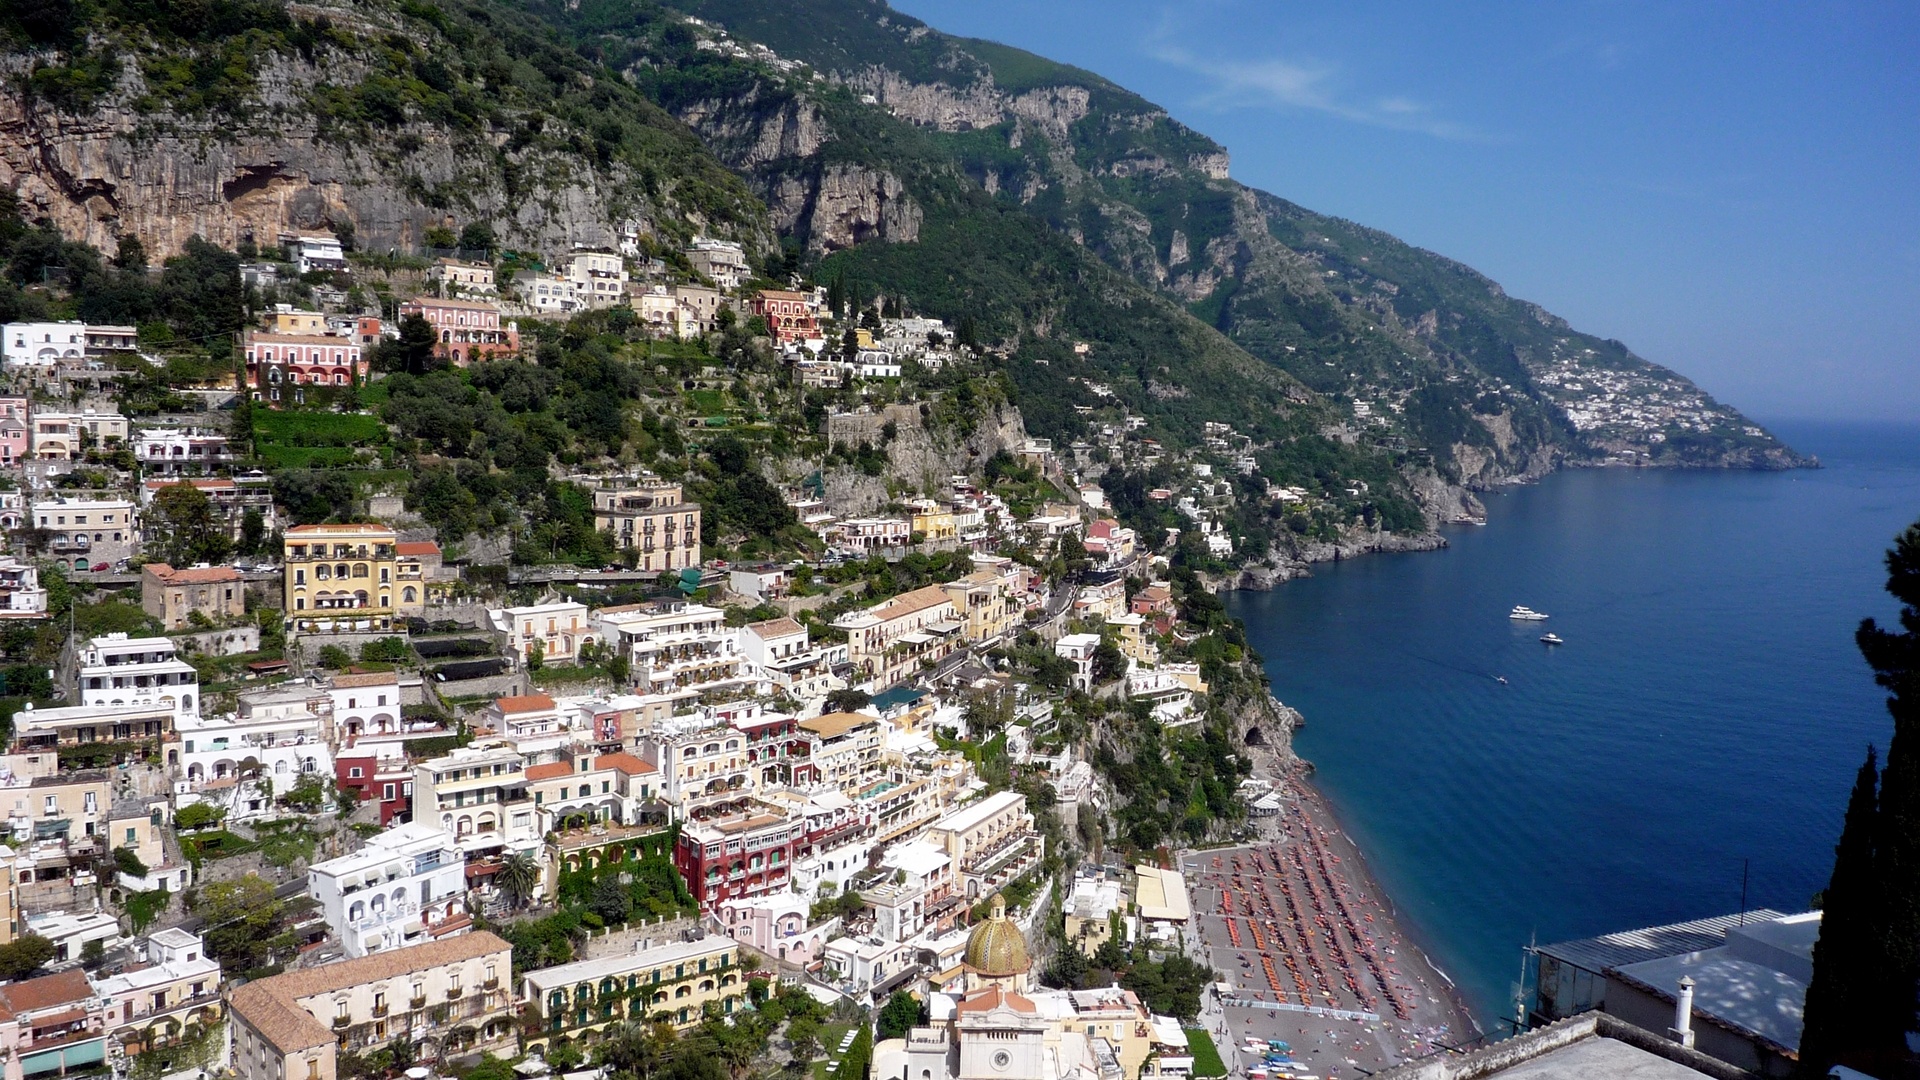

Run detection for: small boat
[[1510, 606, 1550, 621], [1495, 676, 1508, 685], [1540, 633, 1564, 646]]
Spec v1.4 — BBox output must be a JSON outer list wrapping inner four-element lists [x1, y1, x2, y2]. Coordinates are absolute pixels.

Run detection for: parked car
[[90, 562, 109, 572]]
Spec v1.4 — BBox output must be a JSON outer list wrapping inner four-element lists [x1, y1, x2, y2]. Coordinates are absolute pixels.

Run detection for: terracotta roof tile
[[0, 969, 93, 1015], [596, 752, 657, 776], [144, 563, 242, 585], [394, 541, 441, 557], [329, 672, 398, 689], [231, 933, 511, 1054], [524, 762, 572, 782], [492, 694, 555, 714], [745, 617, 804, 638]]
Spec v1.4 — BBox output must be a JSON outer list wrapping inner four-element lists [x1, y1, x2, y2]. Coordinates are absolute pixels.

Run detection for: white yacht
[[1540, 633, 1564, 646], [1510, 606, 1550, 621]]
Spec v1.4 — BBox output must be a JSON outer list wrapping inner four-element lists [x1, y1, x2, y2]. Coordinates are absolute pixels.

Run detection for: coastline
[[1181, 703, 1484, 1078]]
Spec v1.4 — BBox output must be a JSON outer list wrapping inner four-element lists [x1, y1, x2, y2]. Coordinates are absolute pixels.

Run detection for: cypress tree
[[1798, 745, 1881, 1077], [1863, 522, 1920, 1049]]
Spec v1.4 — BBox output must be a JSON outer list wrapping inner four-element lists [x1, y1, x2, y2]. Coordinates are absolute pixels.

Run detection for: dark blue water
[[1226, 420, 1920, 1029]]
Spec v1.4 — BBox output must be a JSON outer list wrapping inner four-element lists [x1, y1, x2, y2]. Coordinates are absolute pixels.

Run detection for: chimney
[[1669, 975, 1696, 1048]]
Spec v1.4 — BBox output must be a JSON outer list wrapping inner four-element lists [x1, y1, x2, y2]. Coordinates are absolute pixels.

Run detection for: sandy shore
[[1177, 748, 1484, 1079]]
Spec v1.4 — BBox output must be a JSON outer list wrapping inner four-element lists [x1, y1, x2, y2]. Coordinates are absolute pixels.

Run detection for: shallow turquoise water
[[1226, 421, 1920, 1028]]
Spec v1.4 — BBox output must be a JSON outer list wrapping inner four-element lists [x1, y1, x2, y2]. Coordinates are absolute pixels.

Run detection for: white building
[[685, 238, 750, 290], [489, 601, 595, 666], [2, 321, 86, 368], [0, 558, 48, 618], [77, 634, 198, 723], [308, 822, 469, 958], [91, 928, 222, 1039], [413, 743, 541, 862], [134, 428, 233, 474], [33, 410, 129, 458], [511, 270, 583, 314], [740, 618, 845, 707], [1055, 634, 1101, 693], [327, 671, 405, 740], [564, 249, 629, 310], [281, 233, 347, 274], [176, 702, 331, 819], [595, 601, 750, 697]]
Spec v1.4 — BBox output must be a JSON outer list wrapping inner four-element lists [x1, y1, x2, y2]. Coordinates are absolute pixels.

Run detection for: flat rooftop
[[1534, 910, 1787, 975]]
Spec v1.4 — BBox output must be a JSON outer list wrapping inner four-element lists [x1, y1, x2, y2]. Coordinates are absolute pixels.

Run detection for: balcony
[[409, 997, 427, 1011], [370, 1004, 389, 1018], [333, 1016, 351, 1030], [446, 986, 464, 1001], [482, 977, 499, 991]]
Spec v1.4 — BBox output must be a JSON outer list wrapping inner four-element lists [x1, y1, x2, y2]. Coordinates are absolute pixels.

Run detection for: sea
[[1224, 419, 1920, 1030]]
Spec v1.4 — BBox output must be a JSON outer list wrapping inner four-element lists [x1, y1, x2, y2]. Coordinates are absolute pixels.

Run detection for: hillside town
[[0, 219, 1301, 1080]]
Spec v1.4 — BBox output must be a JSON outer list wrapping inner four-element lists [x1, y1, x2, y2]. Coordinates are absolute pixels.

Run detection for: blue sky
[[890, 0, 1920, 424]]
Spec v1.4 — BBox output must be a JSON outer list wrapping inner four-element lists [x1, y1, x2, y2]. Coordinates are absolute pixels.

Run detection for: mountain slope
[[648, 0, 1805, 482], [0, 0, 767, 256]]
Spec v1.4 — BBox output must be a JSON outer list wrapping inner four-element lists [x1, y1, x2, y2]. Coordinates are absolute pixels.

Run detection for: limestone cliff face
[[674, 91, 830, 169], [671, 90, 917, 253], [0, 53, 756, 260], [761, 163, 922, 253], [819, 402, 1028, 514]]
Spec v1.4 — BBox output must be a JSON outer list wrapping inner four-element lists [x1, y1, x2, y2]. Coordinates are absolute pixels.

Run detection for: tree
[[173, 803, 224, 830], [150, 481, 233, 567], [824, 688, 870, 713], [589, 875, 633, 925], [239, 507, 267, 556], [496, 852, 539, 911], [360, 637, 410, 664], [316, 645, 351, 669], [1800, 746, 1884, 1077], [785, 1016, 822, 1067], [876, 990, 926, 1040], [1092, 639, 1127, 685], [0, 935, 56, 980], [195, 875, 285, 973], [394, 313, 440, 375], [1798, 520, 1920, 1076], [458, 222, 495, 254], [1862, 520, 1920, 1052], [273, 469, 354, 526]]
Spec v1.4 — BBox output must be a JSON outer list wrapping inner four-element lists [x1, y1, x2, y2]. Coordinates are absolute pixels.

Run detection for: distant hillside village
[[0, 217, 1284, 1080]]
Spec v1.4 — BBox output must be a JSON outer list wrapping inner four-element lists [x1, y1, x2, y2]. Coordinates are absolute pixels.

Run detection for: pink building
[[399, 297, 520, 365], [0, 398, 27, 465], [243, 332, 367, 404], [715, 891, 834, 966]]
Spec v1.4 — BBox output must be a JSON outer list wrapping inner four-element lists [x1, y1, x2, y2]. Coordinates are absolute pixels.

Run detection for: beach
[[1178, 749, 1482, 1079]]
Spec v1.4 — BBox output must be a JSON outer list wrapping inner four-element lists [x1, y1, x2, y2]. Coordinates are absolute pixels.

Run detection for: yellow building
[[228, 933, 515, 1080], [282, 524, 400, 632], [942, 569, 1022, 644], [263, 308, 329, 335], [1108, 612, 1153, 663], [910, 506, 957, 545], [521, 935, 745, 1049]]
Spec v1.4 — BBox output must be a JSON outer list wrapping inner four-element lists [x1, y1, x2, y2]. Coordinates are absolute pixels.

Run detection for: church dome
[[963, 893, 1030, 976]]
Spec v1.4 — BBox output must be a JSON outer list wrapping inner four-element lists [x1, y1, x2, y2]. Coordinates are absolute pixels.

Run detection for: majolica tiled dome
[[962, 893, 1030, 976]]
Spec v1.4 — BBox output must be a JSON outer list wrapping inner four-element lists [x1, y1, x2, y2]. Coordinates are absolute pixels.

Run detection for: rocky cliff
[[0, 0, 767, 259]]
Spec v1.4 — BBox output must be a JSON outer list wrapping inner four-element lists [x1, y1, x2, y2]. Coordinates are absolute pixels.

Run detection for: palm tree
[[497, 852, 540, 911]]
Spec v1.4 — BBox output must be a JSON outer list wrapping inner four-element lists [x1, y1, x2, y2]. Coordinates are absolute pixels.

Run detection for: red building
[[748, 290, 819, 345], [335, 747, 413, 825], [673, 807, 804, 908], [399, 296, 520, 365], [243, 332, 366, 404]]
